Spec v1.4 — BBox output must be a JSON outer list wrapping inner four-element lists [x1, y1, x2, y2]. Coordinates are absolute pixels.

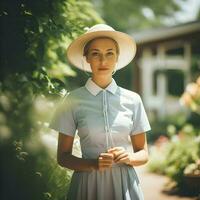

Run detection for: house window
[[167, 69, 184, 96], [153, 69, 185, 96]]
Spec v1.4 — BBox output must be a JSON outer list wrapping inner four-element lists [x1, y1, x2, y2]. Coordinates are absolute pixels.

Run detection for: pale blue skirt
[[66, 164, 144, 200]]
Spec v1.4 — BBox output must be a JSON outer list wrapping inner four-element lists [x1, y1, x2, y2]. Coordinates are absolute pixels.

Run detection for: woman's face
[[86, 38, 118, 77]]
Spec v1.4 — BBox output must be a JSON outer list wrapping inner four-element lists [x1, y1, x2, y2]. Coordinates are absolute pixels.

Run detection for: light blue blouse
[[49, 78, 151, 159]]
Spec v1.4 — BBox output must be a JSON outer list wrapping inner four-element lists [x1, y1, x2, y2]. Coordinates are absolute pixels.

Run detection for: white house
[[132, 21, 200, 119]]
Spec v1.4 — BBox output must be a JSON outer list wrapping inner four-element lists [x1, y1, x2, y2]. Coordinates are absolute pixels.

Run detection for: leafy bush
[[0, 1, 103, 199], [148, 76, 200, 195], [147, 111, 187, 144], [148, 126, 200, 192]]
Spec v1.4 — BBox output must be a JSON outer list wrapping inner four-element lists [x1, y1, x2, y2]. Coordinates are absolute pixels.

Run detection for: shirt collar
[[85, 78, 118, 96]]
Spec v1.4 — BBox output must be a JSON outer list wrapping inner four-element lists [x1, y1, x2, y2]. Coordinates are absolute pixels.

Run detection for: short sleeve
[[49, 93, 77, 137], [130, 95, 151, 136]]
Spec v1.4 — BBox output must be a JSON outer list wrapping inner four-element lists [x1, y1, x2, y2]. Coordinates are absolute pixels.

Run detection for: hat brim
[[66, 30, 136, 72]]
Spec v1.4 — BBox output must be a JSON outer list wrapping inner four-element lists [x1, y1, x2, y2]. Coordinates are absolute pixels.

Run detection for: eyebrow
[[90, 48, 115, 51]]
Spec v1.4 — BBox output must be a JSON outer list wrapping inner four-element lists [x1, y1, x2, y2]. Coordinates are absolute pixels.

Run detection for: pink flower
[[180, 92, 193, 106], [186, 83, 199, 97], [154, 135, 169, 148]]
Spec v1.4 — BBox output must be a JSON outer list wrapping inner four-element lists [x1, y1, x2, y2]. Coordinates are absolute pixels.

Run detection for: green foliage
[[0, 0, 103, 199], [36, 155, 73, 200], [91, 0, 184, 32], [0, 137, 72, 200], [148, 75, 200, 194], [0, 70, 69, 199], [148, 123, 200, 193], [164, 137, 199, 183], [1, 0, 103, 80], [147, 112, 187, 143]]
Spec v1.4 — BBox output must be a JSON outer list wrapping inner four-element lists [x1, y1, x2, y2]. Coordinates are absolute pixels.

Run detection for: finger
[[107, 148, 115, 153], [115, 157, 128, 164], [114, 152, 128, 160], [99, 160, 113, 165], [99, 157, 113, 164], [114, 153, 128, 162], [102, 156, 113, 161], [100, 152, 113, 156], [100, 153, 114, 159], [113, 150, 125, 158], [113, 150, 126, 159], [99, 157, 113, 162], [107, 148, 126, 158], [117, 157, 131, 165], [99, 159, 113, 165]]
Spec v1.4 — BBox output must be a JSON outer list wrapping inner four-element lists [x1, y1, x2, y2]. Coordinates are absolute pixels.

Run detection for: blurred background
[[0, 0, 200, 199]]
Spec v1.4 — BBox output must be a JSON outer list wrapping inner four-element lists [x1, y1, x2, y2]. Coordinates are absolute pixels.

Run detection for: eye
[[107, 52, 114, 56], [91, 52, 99, 57]]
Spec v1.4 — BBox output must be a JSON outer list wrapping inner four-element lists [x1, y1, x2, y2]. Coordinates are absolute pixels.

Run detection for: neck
[[91, 75, 112, 89]]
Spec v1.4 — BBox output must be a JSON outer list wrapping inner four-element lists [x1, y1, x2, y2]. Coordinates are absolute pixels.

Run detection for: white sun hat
[[66, 24, 137, 72]]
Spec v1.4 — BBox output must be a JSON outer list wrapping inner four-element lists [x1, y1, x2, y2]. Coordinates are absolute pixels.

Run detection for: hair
[[83, 37, 119, 57]]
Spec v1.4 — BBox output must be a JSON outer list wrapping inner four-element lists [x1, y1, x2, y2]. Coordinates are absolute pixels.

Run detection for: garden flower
[[186, 83, 199, 97], [180, 76, 200, 113], [180, 92, 193, 106]]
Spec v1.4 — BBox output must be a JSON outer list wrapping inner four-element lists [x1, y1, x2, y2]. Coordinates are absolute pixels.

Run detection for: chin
[[97, 71, 111, 76]]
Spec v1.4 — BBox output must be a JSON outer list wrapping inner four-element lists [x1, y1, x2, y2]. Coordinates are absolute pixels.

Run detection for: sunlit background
[[0, 0, 199, 200]]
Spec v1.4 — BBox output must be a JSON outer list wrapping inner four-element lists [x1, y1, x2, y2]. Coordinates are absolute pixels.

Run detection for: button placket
[[102, 90, 114, 149], [102, 90, 108, 148]]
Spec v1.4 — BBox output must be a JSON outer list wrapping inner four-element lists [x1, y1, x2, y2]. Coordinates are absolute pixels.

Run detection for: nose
[[100, 55, 107, 64]]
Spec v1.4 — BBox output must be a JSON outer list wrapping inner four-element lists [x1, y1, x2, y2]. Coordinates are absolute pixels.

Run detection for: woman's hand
[[98, 153, 114, 171], [107, 147, 132, 165]]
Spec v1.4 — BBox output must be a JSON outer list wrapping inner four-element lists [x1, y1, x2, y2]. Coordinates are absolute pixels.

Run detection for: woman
[[49, 24, 151, 200]]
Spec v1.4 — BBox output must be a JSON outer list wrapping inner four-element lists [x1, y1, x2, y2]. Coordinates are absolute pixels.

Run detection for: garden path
[[136, 165, 199, 200]]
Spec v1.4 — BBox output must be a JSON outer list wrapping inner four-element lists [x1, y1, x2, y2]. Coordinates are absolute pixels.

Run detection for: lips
[[98, 68, 109, 70]]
